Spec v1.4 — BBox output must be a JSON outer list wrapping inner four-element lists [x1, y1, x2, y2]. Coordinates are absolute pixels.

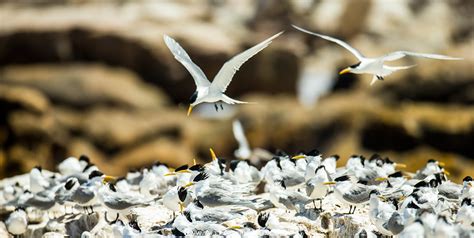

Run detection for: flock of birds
[[1, 25, 469, 237], [164, 25, 461, 116], [1, 147, 473, 237]]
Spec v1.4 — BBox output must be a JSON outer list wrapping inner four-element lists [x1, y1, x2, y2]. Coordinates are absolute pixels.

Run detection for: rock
[[0, 64, 169, 109], [0, 84, 50, 115]]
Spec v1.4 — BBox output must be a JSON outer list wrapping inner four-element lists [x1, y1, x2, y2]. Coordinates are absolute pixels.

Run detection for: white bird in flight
[[232, 119, 251, 159], [292, 25, 462, 86], [164, 32, 283, 116]]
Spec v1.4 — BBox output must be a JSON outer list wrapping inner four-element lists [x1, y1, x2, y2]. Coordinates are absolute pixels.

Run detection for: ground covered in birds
[[0, 152, 472, 237]]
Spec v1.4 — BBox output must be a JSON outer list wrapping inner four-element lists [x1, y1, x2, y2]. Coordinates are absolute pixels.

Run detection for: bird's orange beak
[[187, 105, 194, 116], [210, 148, 217, 161], [339, 68, 351, 75]]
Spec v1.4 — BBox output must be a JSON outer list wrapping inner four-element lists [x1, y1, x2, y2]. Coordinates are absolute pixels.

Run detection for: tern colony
[[1, 150, 473, 237], [1, 26, 469, 237]]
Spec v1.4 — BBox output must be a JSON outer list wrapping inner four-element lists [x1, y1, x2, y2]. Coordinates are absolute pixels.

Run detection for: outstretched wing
[[233, 120, 251, 158], [210, 31, 283, 93], [163, 35, 211, 88], [292, 25, 364, 60], [381, 51, 462, 61]]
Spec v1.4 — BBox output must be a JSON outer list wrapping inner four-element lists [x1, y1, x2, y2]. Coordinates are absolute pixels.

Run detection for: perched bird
[[164, 31, 283, 116], [333, 175, 377, 214], [305, 165, 333, 210], [29, 166, 51, 194], [292, 25, 461, 85], [6, 207, 28, 236]]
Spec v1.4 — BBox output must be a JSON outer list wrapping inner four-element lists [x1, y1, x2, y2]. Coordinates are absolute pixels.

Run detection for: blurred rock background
[[0, 0, 472, 181]]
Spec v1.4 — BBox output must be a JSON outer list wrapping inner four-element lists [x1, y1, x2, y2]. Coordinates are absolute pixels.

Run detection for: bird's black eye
[[189, 91, 198, 104], [349, 62, 361, 68]]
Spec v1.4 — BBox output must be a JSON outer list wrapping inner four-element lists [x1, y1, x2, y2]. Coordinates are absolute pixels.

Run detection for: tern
[[164, 31, 283, 116], [6, 207, 28, 237], [292, 25, 462, 85]]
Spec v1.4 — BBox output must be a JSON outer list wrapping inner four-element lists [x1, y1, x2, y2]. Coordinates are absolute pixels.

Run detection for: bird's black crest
[[315, 165, 326, 173], [89, 170, 104, 179], [171, 228, 185, 237], [189, 164, 204, 172], [194, 199, 204, 209], [229, 160, 240, 172], [275, 157, 282, 170], [15, 206, 26, 212], [108, 183, 117, 192], [175, 164, 189, 172], [461, 198, 471, 206], [189, 91, 198, 104], [384, 157, 394, 164], [428, 179, 438, 188], [388, 171, 403, 178], [369, 153, 382, 161], [129, 221, 141, 232], [82, 163, 95, 172], [275, 149, 288, 157], [427, 159, 436, 163], [307, 149, 320, 156], [463, 176, 472, 182], [183, 211, 192, 222], [242, 222, 258, 229], [349, 61, 361, 68], [193, 172, 209, 182], [79, 155, 90, 163], [178, 187, 187, 202], [414, 181, 428, 188], [65, 179, 76, 190], [331, 154, 340, 161], [299, 230, 309, 238], [407, 201, 420, 209], [279, 180, 287, 189], [335, 175, 349, 182], [257, 213, 269, 227], [33, 165, 42, 172]]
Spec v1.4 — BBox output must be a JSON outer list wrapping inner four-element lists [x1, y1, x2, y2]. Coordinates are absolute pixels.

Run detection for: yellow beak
[[375, 177, 387, 182], [183, 182, 195, 188], [102, 175, 116, 184], [187, 105, 194, 116], [179, 202, 184, 213], [210, 148, 217, 161], [323, 181, 336, 185], [339, 68, 351, 75], [395, 163, 407, 169], [443, 170, 450, 176], [438, 162, 445, 166], [291, 155, 306, 160], [164, 172, 176, 176]]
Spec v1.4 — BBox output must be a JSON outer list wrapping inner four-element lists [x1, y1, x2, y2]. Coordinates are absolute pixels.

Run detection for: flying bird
[[292, 25, 462, 86], [164, 32, 283, 116]]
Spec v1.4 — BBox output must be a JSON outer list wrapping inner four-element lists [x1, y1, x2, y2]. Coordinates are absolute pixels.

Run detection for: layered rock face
[[0, 0, 473, 180]]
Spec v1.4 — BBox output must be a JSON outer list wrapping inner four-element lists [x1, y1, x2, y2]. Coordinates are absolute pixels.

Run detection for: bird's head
[[187, 91, 199, 116], [339, 62, 361, 75]]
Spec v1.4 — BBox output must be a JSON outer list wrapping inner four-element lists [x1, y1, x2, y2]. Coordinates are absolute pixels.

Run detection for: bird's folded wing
[[163, 35, 211, 88], [381, 51, 462, 61], [292, 25, 365, 60], [210, 31, 283, 93]]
